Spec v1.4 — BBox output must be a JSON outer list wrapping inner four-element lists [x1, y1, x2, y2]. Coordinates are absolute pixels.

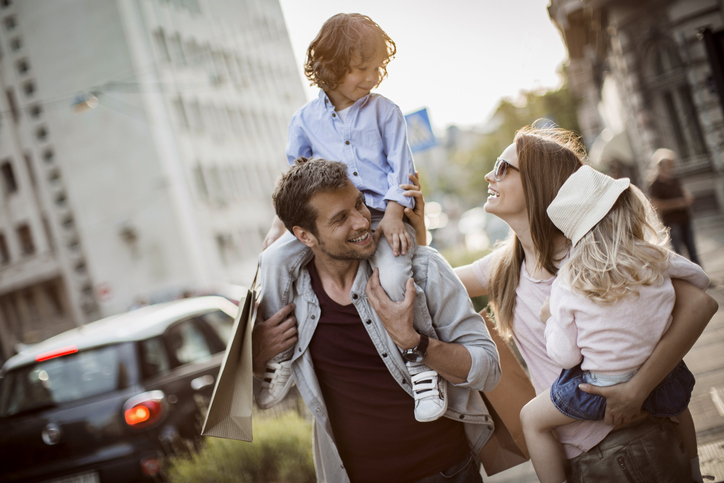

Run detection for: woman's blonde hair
[[487, 125, 584, 339], [559, 184, 670, 304]]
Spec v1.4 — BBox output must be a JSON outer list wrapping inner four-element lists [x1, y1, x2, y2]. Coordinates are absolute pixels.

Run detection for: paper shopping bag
[[478, 310, 536, 475], [201, 268, 259, 441]]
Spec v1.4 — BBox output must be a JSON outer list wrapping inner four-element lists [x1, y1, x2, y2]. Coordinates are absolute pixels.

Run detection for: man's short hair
[[272, 157, 350, 236]]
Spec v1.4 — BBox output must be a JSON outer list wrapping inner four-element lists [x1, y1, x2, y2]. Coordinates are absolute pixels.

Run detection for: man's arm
[[580, 279, 718, 425], [366, 266, 500, 391], [252, 303, 298, 378]]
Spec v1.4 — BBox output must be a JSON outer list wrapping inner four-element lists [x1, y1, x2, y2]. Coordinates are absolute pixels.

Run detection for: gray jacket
[[263, 241, 501, 482]]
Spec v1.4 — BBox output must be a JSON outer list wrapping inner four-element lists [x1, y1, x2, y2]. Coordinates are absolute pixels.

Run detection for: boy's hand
[[539, 296, 551, 324], [374, 202, 411, 256], [263, 216, 286, 250], [401, 172, 426, 246]]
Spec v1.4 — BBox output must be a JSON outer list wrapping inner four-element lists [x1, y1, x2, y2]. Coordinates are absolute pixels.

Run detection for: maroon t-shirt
[[307, 261, 469, 483], [649, 176, 690, 225]]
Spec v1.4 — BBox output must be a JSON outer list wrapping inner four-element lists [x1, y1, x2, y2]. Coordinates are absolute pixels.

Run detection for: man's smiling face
[[307, 181, 376, 261]]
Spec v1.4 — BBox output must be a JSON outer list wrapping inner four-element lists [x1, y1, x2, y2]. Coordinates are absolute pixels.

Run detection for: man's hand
[[252, 303, 297, 377], [374, 202, 412, 256], [365, 269, 419, 350], [401, 173, 426, 246], [262, 216, 287, 250], [539, 296, 551, 324], [578, 380, 647, 426]]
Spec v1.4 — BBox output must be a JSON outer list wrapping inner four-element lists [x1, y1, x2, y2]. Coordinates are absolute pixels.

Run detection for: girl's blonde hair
[[487, 125, 584, 339], [559, 184, 670, 304]]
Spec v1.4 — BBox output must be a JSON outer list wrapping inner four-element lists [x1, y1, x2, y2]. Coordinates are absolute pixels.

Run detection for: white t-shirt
[[335, 106, 352, 123]]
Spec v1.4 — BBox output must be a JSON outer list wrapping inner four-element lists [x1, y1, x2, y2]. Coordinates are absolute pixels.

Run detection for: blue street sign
[[405, 108, 437, 153]]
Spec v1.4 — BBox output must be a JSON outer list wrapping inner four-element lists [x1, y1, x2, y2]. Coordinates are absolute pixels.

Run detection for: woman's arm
[[454, 264, 489, 297], [580, 279, 718, 425]]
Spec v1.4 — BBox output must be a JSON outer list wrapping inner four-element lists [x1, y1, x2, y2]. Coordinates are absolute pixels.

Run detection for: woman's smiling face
[[484, 143, 527, 222]]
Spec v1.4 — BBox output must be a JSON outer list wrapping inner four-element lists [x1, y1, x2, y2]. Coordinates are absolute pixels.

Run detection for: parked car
[[0, 296, 240, 482]]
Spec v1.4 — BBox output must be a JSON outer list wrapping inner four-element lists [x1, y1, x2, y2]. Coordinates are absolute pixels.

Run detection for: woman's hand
[[578, 380, 647, 426], [401, 172, 427, 246]]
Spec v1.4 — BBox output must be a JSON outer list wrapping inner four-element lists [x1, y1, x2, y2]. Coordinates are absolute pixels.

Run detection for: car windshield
[[0, 344, 131, 418]]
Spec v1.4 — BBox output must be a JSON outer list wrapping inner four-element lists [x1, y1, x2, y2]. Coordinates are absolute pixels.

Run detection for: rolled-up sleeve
[[423, 253, 501, 392]]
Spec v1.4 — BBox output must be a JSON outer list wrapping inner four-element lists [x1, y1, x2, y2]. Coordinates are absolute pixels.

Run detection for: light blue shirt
[[286, 91, 416, 211]]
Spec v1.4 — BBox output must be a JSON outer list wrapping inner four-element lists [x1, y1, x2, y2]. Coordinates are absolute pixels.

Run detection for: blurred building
[[0, 0, 306, 361], [549, 0, 724, 213]]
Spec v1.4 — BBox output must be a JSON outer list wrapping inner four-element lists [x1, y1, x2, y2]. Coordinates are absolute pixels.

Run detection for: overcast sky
[[278, 0, 569, 132]]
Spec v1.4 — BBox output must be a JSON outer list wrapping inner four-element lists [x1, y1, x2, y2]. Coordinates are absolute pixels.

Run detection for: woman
[[406, 126, 717, 481]]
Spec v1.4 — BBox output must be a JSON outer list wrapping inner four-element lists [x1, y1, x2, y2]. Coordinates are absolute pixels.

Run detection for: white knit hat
[[547, 165, 631, 246]]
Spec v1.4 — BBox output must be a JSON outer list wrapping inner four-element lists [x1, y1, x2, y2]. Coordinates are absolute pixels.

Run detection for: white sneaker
[[407, 362, 447, 422], [256, 354, 293, 409]]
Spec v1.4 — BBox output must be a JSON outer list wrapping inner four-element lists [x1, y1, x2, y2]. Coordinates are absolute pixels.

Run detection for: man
[[253, 157, 501, 483], [649, 148, 701, 266]]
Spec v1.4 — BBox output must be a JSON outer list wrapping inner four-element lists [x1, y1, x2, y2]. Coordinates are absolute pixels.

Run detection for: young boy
[[257, 13, 447, 423]]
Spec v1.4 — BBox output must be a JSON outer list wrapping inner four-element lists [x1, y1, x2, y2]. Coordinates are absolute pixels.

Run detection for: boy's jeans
[[567, 415, 689, 482]]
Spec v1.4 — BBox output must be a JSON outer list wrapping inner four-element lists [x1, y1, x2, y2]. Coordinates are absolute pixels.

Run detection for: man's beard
[[317, 232, 376, 262]]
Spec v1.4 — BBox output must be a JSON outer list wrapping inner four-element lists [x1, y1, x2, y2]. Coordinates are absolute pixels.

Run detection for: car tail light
[[140, 456, 161, 476], [123, 391, 167, 428], [36, 345, 78, 362]]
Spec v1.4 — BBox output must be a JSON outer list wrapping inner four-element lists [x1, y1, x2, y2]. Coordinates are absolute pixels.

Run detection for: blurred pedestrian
[[648, 148, 701, 266]]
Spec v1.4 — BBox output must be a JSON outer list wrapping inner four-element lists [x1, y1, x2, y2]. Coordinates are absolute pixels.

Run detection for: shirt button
[[353, 172, 358, 176], [459, 414, 465, 420], [352, 294, 358, 300], [332, 113, 336, 117], [345, 140, 350, 145], [298, 348, 302, 352], [311, 315, 316, 319], [382, 353, 388, 357], [365, 320, 371, 325]]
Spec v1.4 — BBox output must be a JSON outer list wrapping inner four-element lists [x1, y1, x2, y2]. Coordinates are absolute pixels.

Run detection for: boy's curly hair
[[304, 13, 396, 91]]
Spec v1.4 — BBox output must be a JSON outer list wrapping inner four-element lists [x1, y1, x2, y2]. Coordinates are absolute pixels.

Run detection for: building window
[[44, 281, 65, 315], [29, 104, 41, 118], [173, 97, 189, 129], [153, 30, 171, 63], [35, 126, 47, 141], [22, 79, 35, 97], [6, 87, 18, 123], [194, 164, 208, 200], [642, 37, 709, 170], [0, 233, 9, 264], [17, 223, 34, 256], [43, 148, 54, 163], [23, 153, 34, 186], [1, 160, 17, 193], [3, 15, 16, 31], [1, 0, 12, 8], [15, 58, 28, 75], [9, 36, 20, 51]]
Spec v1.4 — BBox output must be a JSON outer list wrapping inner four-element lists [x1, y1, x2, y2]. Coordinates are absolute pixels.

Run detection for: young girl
[[256, 13, 446, 423], [520, 165, 709, 483]]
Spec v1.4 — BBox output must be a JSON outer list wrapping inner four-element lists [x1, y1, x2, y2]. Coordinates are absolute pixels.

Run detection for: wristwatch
[[401, 333, 429, 363]]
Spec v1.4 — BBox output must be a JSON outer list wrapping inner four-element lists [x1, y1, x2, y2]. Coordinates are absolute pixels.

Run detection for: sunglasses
[[493, 157, 520, 181]]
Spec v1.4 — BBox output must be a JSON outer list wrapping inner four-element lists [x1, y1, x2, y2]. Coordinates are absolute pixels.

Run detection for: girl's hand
[[539, 296, 551, 324], [401, 172, 427, 246]]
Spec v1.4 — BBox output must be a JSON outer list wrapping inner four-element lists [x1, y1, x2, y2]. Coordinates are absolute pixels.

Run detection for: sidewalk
[[486, 213, 724, 482]]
